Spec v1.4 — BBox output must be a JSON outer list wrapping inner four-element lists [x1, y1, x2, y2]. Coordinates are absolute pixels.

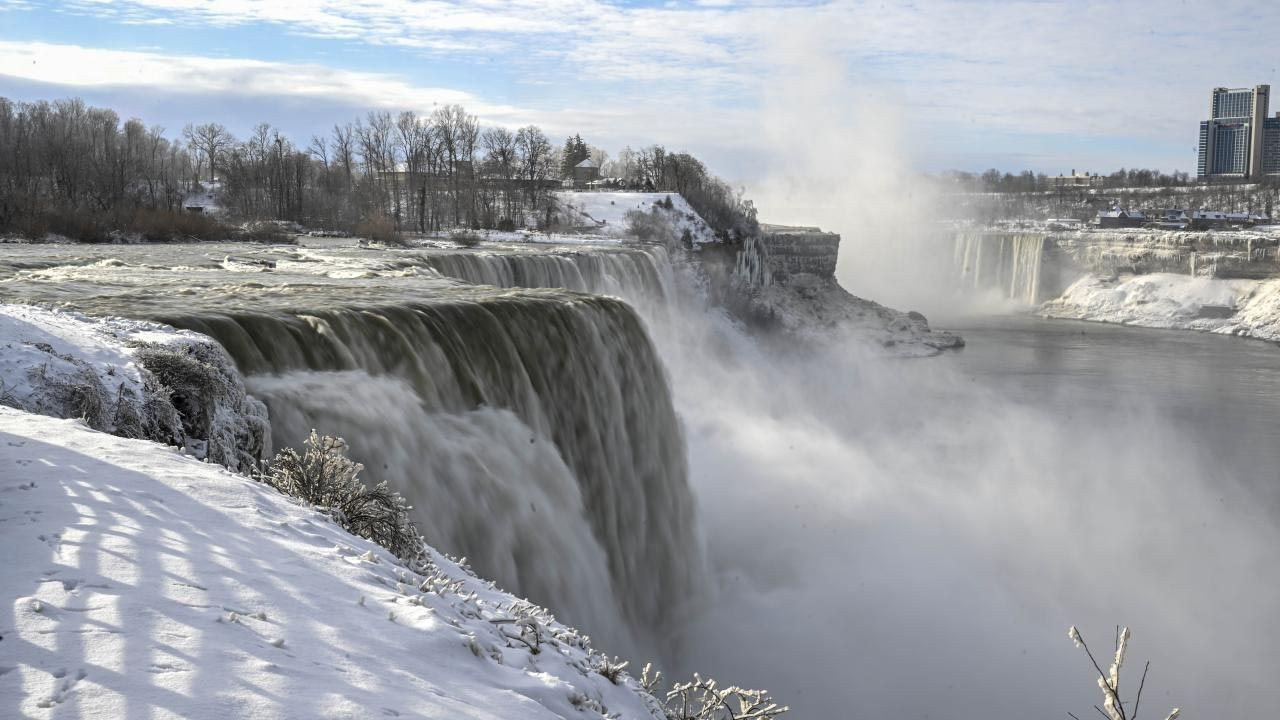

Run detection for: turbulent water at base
[[952, 231, 1045, 304], [0, 239, 699, 659]]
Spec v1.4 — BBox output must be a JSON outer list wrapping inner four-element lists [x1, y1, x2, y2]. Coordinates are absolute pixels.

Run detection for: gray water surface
[[943, 315, 1280, 497]]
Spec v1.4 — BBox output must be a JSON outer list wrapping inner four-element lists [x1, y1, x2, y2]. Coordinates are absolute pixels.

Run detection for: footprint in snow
[[36, 668, 86, 708]]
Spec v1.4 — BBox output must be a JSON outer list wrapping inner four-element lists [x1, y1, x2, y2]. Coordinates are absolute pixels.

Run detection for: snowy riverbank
[[1039, 272, 1280, 342], [0, 408, 667, 718]]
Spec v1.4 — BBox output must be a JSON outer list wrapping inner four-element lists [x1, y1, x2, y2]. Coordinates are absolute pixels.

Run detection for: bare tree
[[515, 124, 552, 208], [182, 122, 231, 183], [482, 126, 517, 221]]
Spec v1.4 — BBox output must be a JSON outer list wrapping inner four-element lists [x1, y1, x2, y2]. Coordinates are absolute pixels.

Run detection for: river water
[[945, 315, 1280, 501]]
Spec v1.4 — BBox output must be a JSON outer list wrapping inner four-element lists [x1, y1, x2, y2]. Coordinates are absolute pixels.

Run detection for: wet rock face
[[759, 229, 840, 283]]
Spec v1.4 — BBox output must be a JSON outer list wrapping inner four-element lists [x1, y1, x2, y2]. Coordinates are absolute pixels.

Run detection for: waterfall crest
[[413, 246, 674, 301]]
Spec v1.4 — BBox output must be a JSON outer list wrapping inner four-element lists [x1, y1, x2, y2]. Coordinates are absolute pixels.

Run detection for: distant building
[[1197, 85, 1273, 179], [1264, 115, 1280, 176], [1097, 209, 1147, 228], [571, 158, 600, 186], [1190, 210, 1231, 229], [1050, 170, 1099, 189]]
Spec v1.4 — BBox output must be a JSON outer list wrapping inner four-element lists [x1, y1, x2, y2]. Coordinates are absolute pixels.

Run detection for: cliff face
[[757, 225, 841, 283], [701, 223, 963, 355], [1047, 228, 1280, 280]]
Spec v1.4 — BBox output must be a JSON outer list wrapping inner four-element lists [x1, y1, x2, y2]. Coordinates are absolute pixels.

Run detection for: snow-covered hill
[[0, 407, 667, 719], [553, 192, 718, 246]]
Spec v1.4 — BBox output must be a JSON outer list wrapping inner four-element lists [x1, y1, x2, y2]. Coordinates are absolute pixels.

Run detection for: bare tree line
[[0, 95, 758, 242], [0, 97, 197, 238]]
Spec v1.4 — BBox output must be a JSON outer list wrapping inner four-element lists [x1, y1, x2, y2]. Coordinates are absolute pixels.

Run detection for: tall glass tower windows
[[1264, 117, 1280, 175], [1211, 124, 1249, 174], [1212, 89, 1254, 120]]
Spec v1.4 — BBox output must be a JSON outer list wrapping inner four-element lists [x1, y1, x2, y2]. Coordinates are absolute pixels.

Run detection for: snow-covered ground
[[401, 192, 718, 249], [0, 304, 268, 472], [553, 192, 718, 246], [0, 408, 666, 718], [1039, 272, 1280, 342]]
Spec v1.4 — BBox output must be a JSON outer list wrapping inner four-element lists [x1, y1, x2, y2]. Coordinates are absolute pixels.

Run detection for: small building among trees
[[572, 158, 600, 186]]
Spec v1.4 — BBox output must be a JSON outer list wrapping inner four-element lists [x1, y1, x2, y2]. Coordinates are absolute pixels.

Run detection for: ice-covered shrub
[[450, 229, 483, 247], [595, 655, 629, 685], [656, 673, 787, 720], [1066, 625, 1179, 720], [32, 362, 111, 430], [626, 208, 678, 245], [263, 431, 422, 561], [131, 340, 268, 472]]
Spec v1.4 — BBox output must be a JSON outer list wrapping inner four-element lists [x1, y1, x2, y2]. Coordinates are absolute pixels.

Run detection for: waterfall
[[157, 293, 702, 658], [951, 231, 1045, 304], [413, 246, 674, 302]]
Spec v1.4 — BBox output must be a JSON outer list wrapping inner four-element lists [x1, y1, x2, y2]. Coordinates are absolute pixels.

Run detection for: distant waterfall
[[952, 231, 1046, 304], [159, 293, 701, 657]]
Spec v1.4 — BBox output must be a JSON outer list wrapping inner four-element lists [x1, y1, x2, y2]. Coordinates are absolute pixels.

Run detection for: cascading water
[[154, 294, 700, 657], [952, 231, 1046, 304]]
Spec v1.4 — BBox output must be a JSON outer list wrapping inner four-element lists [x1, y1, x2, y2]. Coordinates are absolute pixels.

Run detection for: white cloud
[[0, 40, 529, 121], [8, 1, 1280, 175], [0, 40, 753, 171]]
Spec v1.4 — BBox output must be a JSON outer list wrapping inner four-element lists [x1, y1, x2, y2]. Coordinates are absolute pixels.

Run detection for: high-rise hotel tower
[[1197, 85, 1279, 179]]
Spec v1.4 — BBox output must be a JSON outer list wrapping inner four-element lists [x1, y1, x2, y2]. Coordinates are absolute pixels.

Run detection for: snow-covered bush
[[263, 431, 422, 561], [1067, 625, 1179, 720], [626, 207, 678, 246], [655, 672, 787, 720], [131, 339, 269, 472], [450, 229, 483, 247]]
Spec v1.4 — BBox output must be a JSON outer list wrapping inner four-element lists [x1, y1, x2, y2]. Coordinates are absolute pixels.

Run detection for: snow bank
[[0, 304, 268, 471], [1039, 273, 1280, 342], [0, 408, 665, 719], [554, 192, 718, 246]]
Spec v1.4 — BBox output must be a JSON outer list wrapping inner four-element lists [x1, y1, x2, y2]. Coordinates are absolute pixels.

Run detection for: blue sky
[[2, 0, 1278, 187]]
